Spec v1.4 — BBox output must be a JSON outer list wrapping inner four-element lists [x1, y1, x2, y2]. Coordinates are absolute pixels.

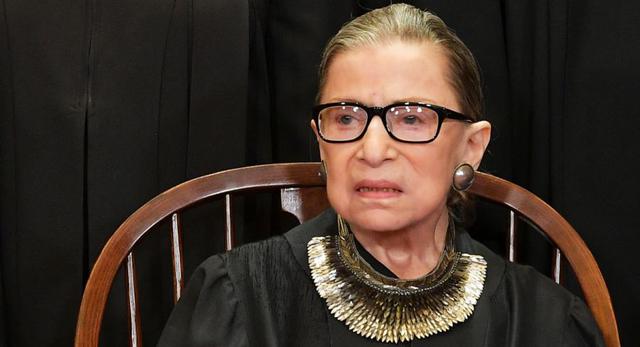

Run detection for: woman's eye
[[338, 115, 354, 125], [402, 115, 419, 124]]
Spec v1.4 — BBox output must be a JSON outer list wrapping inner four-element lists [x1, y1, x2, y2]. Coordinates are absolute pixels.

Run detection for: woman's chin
[[344, 210, 415, 234]]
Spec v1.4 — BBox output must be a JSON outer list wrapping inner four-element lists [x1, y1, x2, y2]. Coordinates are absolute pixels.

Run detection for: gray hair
[[317, 3, 484, 121]]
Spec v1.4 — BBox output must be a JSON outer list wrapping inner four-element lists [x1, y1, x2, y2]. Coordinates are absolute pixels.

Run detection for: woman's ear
[[462, 120, 491, 169]]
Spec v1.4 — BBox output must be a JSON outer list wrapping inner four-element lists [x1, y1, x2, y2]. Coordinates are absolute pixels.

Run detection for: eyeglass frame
[[312, 101, 476, 144]]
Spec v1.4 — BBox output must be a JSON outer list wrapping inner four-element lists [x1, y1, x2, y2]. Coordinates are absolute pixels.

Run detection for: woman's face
[[312, 40, 488, 235]]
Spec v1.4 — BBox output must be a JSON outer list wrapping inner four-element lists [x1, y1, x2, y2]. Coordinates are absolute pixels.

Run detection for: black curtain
[[1, 0, 638, 345]]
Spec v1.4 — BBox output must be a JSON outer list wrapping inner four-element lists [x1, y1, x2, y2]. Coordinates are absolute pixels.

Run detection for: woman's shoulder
[[189, 235, 294, 290], [223, 234, 290, 263], [460, 232, 604, 345], [503, 260, 573, 298], [500, 261, 604, 345], [457, 230, 576, 302], [191, 209, 336, 287], [191, 236, 289, 275]]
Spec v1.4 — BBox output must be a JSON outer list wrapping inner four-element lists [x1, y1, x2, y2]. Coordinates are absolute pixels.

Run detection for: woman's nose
[[358, 116, 397, 166]]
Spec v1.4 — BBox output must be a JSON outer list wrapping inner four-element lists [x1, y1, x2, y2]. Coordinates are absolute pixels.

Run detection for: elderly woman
[[158, 4, 604, 346]]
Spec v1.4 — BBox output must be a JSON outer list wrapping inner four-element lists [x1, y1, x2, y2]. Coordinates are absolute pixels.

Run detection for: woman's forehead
[[321, 41, 459, 110]]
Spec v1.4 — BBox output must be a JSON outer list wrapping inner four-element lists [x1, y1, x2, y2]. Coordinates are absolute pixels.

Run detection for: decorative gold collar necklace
[[308, 215, 487, 343]]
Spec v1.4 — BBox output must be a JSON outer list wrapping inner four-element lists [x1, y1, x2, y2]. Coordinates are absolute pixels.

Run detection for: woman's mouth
[[356, 187, 402, 193], [355, 180, 403, 198]]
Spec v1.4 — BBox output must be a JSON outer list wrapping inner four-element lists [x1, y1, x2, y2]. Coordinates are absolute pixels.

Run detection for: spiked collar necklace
[[308, 215, 487, 343]]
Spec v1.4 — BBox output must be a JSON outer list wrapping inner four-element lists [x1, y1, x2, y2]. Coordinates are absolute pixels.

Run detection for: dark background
[[1, 0, 638, 345]]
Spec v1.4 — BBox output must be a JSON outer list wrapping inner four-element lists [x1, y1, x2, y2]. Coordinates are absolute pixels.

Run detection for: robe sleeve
[[157, 254, 248, 347], [562, 296, 605, 347]]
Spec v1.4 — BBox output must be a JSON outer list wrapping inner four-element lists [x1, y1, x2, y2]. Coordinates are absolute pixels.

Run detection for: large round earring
[[319, 160, 327, 183], [452, 163, 475, 191]]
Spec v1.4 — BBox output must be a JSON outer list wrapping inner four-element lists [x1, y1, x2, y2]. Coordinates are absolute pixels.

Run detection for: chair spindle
[[225, 194, 235, 250], [552, 248, 563, 284], [507, 210, 518, 262], [170, 213, 184, 303], [125, 252, 142, 347]]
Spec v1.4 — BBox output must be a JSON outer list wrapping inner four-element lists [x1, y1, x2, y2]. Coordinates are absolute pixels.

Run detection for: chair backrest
[[75, 162, 620, 347]]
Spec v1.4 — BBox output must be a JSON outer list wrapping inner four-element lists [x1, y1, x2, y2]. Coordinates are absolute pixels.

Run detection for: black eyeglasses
[[312, 102, 474, 143]]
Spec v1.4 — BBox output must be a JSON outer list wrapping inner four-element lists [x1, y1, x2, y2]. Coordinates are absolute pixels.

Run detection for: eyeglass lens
[[318, 105, 439, 142]]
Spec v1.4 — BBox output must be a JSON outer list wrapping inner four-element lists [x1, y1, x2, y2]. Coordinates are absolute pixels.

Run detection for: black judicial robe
[[158, 209, 604, 347]]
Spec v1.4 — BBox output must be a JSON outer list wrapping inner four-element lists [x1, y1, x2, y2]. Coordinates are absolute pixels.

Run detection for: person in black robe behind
[[158, 4, 604, 346]]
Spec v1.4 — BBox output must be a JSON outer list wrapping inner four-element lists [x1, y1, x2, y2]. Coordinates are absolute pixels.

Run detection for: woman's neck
[[350, 208, 449, 279]]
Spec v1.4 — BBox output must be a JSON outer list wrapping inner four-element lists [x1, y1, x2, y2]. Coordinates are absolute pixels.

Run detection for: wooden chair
[[74, 162, 620, 347]]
